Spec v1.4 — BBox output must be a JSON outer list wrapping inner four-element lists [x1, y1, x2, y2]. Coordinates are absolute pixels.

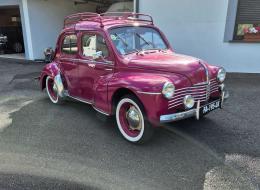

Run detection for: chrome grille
[[168, 78, 219, 110]]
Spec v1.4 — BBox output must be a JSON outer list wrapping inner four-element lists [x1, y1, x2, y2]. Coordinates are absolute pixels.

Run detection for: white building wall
[[26, 0, 96, 60], [139, 0, 260, 73]]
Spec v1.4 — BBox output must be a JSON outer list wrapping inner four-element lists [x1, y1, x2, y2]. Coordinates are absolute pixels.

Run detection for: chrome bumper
[[160, 91, 229, 123]]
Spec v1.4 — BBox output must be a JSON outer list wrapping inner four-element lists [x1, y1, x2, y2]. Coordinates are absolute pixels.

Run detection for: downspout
[[134, 0, 139, 13], [22, 0, 34, 60]]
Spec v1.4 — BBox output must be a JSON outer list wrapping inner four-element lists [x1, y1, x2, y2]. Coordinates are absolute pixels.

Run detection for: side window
[[61, 36, 71, 54], [70, 35, 78, 54], [61, 34, 78, 55], [82, 33, 109, 59]]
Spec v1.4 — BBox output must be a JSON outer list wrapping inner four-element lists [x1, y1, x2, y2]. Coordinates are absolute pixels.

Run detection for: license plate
[[200, 100, 221, 115]]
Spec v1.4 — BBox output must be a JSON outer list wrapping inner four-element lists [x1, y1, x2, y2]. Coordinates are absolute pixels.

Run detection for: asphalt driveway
[[0, 59, 259, 190]]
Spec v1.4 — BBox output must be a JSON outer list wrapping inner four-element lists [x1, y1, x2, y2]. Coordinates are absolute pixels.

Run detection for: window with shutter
[[234, 0, 260, 42]]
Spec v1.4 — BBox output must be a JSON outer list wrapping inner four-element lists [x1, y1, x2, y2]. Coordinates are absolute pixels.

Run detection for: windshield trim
[[108, 25, 170, 56]]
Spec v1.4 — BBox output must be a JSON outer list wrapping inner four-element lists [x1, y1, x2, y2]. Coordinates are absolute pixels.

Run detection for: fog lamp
[[183, 95, 195, 109]]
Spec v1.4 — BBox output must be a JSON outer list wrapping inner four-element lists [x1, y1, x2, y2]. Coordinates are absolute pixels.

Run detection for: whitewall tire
[[116, 95, 154, 144], [46, 76, 62, 104]]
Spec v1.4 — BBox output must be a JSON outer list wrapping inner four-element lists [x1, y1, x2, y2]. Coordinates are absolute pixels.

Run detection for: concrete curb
[[0, 57, 44, 65], [227, 72, 260, 79]]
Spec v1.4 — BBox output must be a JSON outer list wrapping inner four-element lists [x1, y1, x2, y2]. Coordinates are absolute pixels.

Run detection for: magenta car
[[40, 12, 229, 143]]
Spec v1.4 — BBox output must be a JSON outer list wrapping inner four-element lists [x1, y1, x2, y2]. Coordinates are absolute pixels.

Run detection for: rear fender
[[39, 62, 61, 90]]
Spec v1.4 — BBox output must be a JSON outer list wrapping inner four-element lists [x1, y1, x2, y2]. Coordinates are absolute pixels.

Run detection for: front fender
[[108, 71, 190, 124]]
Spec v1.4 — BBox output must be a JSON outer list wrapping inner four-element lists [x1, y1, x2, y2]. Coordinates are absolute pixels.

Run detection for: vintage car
[[39, 12, 229, 143], [0, 34, 8, 54], [0, 27, 24, 54]]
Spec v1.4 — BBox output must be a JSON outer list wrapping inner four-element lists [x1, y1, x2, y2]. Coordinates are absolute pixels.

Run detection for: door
[[59, 33, 80, 97], [76, 31, 114, 102]]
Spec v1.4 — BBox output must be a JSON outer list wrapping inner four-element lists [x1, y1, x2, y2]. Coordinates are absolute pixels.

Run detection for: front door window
[[82, 33, 109, 60]]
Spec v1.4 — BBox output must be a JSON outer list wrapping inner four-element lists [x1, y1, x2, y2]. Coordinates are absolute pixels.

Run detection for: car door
[[59, 33, 80, 97], [76, 31, 114, 103]]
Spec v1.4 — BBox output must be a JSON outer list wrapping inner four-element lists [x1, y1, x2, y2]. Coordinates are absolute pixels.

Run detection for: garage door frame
[[0, 0, 33, 60]]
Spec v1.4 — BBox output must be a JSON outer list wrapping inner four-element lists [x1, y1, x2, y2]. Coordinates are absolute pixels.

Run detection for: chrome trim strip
[[93, 106, 110, 116], [210, 87, 219, 91], [60, 58, 114, 65], [210, 84, 218, 88], [210, 80, 218, 84], [68, 95, 93, 105], [210, 89, 220, 94], [160, 109, 197, 123], [170, 89, 207, 101], [199, 61, 209, 83], [175, 85, 208, 92], [168, 103, 184, 110], [194, 97, 207, 101], [60, 58, 78, 62], [177, 88, 207, 94], [169, 96, 208, 109], [175, 87, 207, 93], [68, 95, 110, 116], [60, 57, 114, 65], [78, 59, 114, 65], [169, 94, 207, 106], [137, 91, 161, 95]]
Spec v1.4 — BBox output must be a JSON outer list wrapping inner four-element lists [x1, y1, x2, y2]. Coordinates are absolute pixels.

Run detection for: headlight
[[162, 82, 175, 99], [183, 95, 195, 109], [217, 68, 226, 83]]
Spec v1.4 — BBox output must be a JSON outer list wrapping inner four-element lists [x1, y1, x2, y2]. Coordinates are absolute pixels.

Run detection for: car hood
[[127, 52, 208, 85]]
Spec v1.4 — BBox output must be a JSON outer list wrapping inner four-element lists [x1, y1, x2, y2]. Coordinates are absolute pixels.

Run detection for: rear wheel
[[116, 95, 154, 144], [46, 76, 62, 104]]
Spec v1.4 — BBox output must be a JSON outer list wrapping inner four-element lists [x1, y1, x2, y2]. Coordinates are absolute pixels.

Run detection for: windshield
[[109, 26, 168, 55]]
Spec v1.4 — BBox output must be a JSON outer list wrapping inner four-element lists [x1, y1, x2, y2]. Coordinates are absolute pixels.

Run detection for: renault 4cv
[[39, 12, 229, 143]]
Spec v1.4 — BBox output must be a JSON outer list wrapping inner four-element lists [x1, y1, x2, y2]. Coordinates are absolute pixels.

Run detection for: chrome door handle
[[88, 63, 95, 68], [105, 68, 113, 71]]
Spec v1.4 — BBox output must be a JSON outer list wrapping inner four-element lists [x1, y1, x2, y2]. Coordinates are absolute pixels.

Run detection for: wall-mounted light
[[11, 16, 21, 22]]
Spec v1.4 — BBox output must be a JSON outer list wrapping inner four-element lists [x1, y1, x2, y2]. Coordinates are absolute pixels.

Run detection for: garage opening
[[0, 6, 25, 59], [74, 0, 134, 13]]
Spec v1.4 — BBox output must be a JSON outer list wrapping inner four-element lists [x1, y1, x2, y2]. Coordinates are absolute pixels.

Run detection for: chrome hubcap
[[126, 106, 142, 131], [53, 83, 58, 93]]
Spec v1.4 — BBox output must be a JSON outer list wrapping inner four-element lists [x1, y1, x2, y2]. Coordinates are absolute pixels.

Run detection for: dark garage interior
[[74, 0, 134, 13], [0, 6, 24, 55]]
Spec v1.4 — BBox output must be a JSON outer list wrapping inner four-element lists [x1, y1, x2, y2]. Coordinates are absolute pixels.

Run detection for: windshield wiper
[[114, 33, 142, 55], [134, 32, 154, 48], [114, 33, 129, 48]]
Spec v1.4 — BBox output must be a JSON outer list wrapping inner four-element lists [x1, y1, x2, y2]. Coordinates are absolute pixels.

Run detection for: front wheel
[[116, 95, 154, 144], [46, 76, 62, 104]]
